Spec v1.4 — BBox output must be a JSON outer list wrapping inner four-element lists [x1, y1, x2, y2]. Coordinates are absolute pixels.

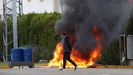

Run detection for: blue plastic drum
[[11, 48, 23, 62], [23, 48, 32, 62]]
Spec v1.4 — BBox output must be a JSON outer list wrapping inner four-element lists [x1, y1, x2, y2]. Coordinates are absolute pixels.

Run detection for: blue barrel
[[23, 48, 32, 62], [11, 48, 23, 62]]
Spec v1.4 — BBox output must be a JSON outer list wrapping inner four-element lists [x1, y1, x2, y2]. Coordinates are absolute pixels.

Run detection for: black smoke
[[55, 0, 133, 52]]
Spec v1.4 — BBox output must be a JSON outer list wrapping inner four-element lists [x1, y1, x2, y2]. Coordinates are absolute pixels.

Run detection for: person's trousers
[[63, 51, 77, 69]]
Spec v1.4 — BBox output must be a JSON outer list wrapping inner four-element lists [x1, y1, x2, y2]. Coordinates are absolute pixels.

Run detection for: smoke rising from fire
[[55, 0, 133, 52]]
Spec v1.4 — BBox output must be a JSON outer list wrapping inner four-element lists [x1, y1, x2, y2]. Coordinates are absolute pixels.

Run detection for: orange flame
[[48, 26, 102, 68]]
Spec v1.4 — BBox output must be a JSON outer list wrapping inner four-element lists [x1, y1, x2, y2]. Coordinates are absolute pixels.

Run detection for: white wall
[[23, 0, 54, 14], [54, 0, 62, 13]]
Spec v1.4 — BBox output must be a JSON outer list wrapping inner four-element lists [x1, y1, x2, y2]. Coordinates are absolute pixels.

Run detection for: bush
[[100, 41, 120, 65], [17, 12, 61, 62]]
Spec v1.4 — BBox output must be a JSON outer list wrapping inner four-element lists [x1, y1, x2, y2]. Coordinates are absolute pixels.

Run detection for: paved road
[[0, 67, 133, 75]]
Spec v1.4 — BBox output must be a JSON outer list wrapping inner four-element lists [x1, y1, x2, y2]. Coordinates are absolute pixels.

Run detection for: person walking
[[60, 33, 77, 71]]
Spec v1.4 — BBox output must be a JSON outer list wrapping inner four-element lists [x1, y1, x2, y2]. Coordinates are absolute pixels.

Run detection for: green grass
[[0, 62, 8, 66]]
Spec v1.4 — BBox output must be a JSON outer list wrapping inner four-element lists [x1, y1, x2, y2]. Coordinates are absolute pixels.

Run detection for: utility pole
[[61, 0, 64, 13], [3, 0, 23, 62], [12, 0, 18, 48], [3, 0, 8, 63]]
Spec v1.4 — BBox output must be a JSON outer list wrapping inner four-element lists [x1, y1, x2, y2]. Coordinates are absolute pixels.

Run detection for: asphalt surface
[[0, 67, 133, 75]]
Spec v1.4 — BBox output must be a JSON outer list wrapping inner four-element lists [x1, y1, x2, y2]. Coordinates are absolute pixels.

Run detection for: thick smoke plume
[[55, 0, 133, 52]]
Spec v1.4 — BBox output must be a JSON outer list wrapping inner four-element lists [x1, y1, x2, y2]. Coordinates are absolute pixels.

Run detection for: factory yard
[[0, 66, 133, 75]]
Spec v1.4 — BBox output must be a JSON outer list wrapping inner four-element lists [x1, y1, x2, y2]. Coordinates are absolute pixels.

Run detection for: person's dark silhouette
[[60, 33, 77, 71]]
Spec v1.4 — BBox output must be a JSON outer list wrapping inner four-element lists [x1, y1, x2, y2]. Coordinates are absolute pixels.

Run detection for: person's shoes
[[59, 68, 65, 71], [74, 66, 77, 70]]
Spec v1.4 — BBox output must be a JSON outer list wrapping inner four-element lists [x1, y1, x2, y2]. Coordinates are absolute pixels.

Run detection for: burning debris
[[48, 27, 102, 68], [48, 0, 133, 68]]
